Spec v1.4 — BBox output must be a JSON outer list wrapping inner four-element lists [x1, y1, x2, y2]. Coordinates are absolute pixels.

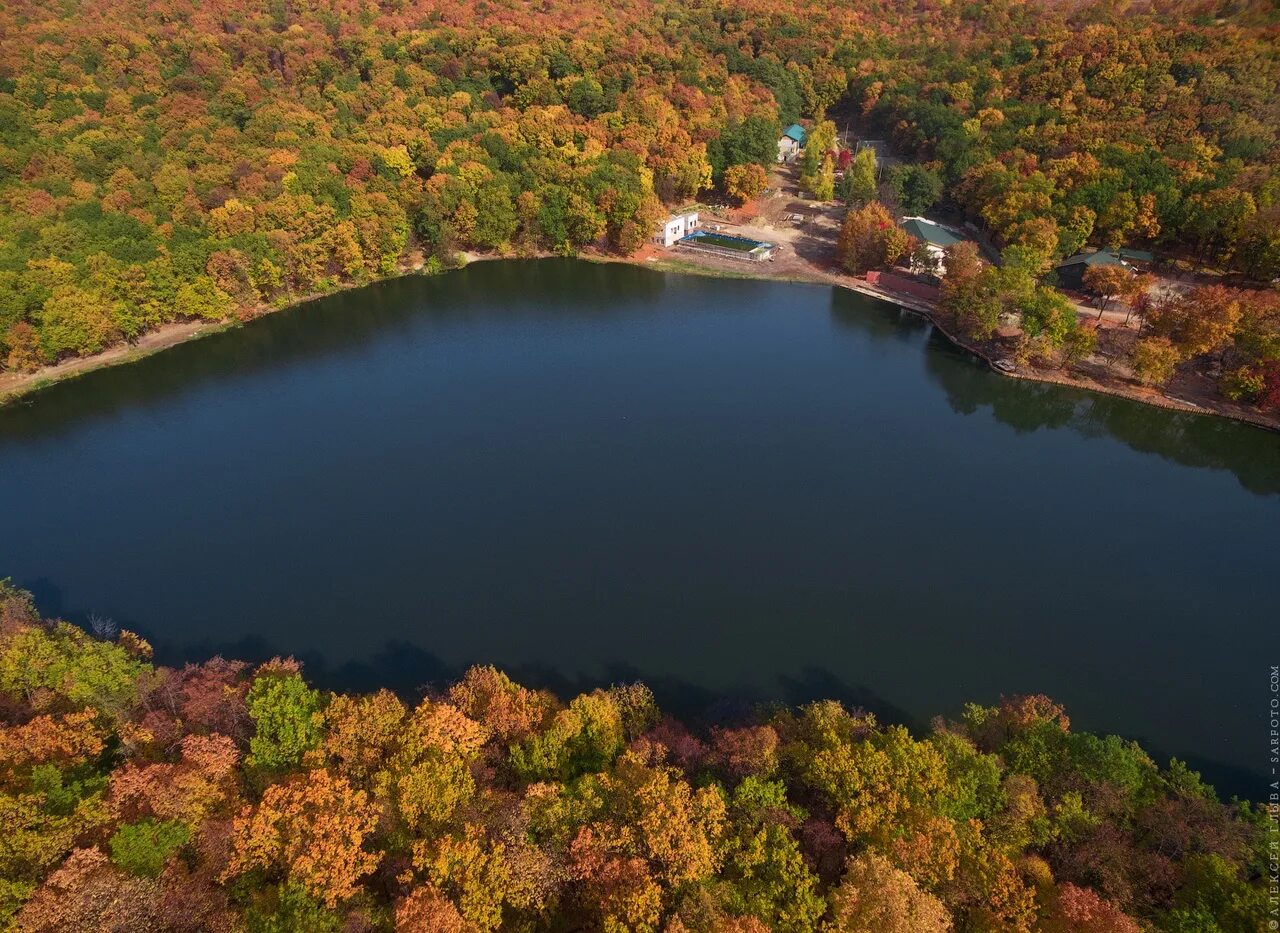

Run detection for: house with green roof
[[901, 217, 962, 249], [777, 124, 807, 163], [899, 216, 966, 276]]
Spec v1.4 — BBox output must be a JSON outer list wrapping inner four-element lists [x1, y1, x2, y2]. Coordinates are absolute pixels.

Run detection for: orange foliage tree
[[225, 768, 380, 908]]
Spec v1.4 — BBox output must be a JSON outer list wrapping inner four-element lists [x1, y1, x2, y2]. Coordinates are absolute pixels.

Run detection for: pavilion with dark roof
[[1054, 249, 1127, 290]]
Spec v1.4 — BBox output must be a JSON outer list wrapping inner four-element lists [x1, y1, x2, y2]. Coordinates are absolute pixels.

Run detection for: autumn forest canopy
[[0, 582, 1271, 931], [0, 0, 1277, 375]]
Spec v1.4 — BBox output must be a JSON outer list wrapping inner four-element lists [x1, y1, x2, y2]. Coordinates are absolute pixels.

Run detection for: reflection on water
[[1, 259, 1277, 801], [0, 261, 670, 443], [917, 325, 1280, 496], [6, 263, 1277, 499]]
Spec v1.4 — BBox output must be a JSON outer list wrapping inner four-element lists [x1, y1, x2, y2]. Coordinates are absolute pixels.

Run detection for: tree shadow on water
[[0, 259, 670, 445], [147, 631, 1263, 799], [28, 591, 1260, 803], [828, 288, 934, 346], [920, 333, 1280, 495], [136, 620, 917, 734]]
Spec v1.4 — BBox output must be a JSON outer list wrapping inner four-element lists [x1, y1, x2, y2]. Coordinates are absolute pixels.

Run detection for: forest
[[1, 3, 1277, 927], [0, 0, 1277, 404], [0, 581, 1270, 931]]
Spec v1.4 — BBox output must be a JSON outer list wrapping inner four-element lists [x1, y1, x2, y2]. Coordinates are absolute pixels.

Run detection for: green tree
[[944, 266, 1004, 340], [708, 116, 782, 181], [799, 121, 838, 199], [720, 778, 825, 932], [1168, 854, 1269, 933], [810, 153, 836, 201], [472, 184, 519, 250], [782, 702, 948, 842], [245, 664, 323, 772], [0, 622, 148, 717], [37, 286, 122, 360], [509, 691, 624, 781], [1057, 206, 1097, 259], [888, 164, 941, 214], [245, 882, 344, 933], [1020, 286, 1080, 351], [108, 819, 190, 877], [1061, 323, 1099, 370], [1187, 188, 1256, 266], [174, 276, 233, 321], [567, 77, 606, 118], [846, 148, 879, 205]]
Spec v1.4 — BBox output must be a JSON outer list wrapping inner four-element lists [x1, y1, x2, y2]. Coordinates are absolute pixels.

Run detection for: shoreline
[[2, 250, 1277, 433], [628, 251, 1280, 434], [0, 318, 230, 406], [0, 266, 437, 407]]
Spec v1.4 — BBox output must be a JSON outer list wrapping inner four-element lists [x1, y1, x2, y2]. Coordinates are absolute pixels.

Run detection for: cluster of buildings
[[653, 125, 1155, 287], [897, 217, 1152, 290]]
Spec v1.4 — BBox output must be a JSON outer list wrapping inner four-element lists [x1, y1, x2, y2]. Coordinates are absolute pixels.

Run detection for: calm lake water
[[2, 259, 1278, 795]]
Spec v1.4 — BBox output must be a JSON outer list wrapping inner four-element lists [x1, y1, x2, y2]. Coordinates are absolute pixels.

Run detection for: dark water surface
[[2, 259, 1278, 795]]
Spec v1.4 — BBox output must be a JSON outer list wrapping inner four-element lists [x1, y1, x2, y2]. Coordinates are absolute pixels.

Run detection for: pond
[[2, 258, 1277, 797]]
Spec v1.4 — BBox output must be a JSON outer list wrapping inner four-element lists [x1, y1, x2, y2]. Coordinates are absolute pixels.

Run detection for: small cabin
[[776, 124, 807, 163], [657, 211, 700, 247]]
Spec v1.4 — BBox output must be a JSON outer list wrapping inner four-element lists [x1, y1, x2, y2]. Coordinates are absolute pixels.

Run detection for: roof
[[782, 124, 807, 144], [1057, 250, 1124, 269], [900, 217, 961, 248], [1117, 248, 1155, 263]]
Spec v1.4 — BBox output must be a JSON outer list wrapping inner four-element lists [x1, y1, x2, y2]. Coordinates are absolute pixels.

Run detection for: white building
[[657, 211, 699, 247], [900, 216, 963, 277], [777, 136, 801, 163], [776, 124, 807, 164]]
